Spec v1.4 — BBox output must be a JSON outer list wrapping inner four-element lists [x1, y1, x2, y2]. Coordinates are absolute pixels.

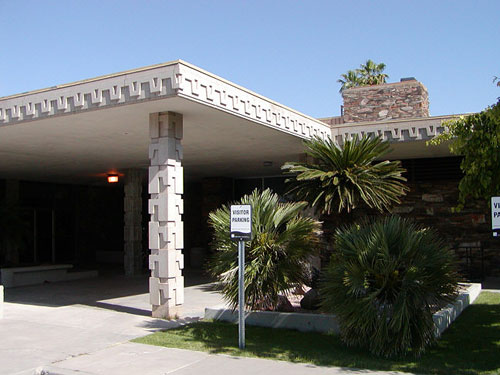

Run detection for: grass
[[133, 292, 500, 375]]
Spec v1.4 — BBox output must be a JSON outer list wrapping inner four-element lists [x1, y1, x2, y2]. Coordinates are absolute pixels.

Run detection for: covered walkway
[[0, 60, 330, 318]]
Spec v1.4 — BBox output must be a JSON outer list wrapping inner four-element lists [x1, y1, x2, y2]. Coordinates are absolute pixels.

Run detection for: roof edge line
[[0, 60, 182, 101], [176, 61, 328, 126]]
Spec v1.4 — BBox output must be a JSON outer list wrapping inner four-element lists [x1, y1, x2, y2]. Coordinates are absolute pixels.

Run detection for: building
[[0, 60, 497, 318]]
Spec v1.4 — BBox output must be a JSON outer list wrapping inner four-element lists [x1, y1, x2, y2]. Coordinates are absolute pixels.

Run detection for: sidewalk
[[0, 275, 224, 375], [1, 275, 409, 375], [34, 342, 408, 375]]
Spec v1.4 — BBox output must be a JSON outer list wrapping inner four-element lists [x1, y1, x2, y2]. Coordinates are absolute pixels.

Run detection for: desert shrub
[[320, 216, 459, 357], [208, 188, 321, 310], [282, 135, 408, 215]]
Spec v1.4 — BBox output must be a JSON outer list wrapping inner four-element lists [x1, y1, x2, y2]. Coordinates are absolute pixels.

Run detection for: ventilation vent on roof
[[400, 77, 416, 82]]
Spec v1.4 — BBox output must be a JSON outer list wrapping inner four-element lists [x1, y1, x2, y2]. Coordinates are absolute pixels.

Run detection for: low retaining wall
[[205, 308, 339, 333], [433, 282, 482, 337], [205, 283, 482, 336], [0, 265, 98, 288]]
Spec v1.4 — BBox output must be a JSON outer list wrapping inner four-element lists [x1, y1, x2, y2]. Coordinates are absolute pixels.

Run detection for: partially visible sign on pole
[[230, 205, 252, 241], [492, 197, 500, 237], [230, 204, 252, 350]]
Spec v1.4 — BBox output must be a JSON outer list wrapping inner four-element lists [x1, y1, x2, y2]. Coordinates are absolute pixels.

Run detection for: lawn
[[133, 292, 500, 375]]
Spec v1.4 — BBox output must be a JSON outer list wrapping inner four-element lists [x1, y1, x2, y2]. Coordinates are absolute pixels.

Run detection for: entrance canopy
[[0, 60, 330, 184], [0, 60, 458, 319]]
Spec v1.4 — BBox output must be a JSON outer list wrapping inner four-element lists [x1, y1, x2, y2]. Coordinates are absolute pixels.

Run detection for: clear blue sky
[[1, 0, 498, 118]]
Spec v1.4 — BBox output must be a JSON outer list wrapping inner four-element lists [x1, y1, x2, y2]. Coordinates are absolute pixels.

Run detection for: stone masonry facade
[[351, 180, 500, 279], [342, 80, 429, 123], [394, 181, 500, 279]]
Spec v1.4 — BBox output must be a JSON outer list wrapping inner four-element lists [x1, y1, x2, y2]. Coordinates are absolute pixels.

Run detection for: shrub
[[320, 216, 459, 357], [282, 135, 408, 215], [208, 189, 321, 310]]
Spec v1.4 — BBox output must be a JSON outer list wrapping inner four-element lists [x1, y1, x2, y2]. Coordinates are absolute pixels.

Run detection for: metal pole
[[238, 240, 245, 349]]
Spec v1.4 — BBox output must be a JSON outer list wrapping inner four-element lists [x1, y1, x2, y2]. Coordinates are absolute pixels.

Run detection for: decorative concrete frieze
[[330, 115, 451, 144], [172, 63, 330, 140], [0, 64, 179, 123], [148, 112, 184, 318], [0, 61, 330, 142]]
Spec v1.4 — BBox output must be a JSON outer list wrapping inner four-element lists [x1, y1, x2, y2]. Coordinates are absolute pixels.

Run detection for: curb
[[433, 282, 482, 337], [205, 307, 340, 333], [206, 283, 482, 336]]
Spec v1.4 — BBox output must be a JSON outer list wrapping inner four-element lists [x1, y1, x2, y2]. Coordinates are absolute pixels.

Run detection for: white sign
[[492, 197, 500, 236], [230, 204, 252, 240]]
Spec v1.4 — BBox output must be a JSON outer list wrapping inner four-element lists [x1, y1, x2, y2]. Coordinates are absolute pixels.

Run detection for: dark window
[[234, 178, 262, 199], [401, 157, 463, 182]]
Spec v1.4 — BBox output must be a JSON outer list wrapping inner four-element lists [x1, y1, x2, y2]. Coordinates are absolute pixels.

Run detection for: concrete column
[[148, 112, 184, 319], [124, 169, 145, 276]]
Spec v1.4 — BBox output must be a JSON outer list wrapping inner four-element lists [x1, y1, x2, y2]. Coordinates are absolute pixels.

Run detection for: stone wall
[[336, 179, 499, 279], [342, 80, 429, 123], [391, 180, 499, 279]]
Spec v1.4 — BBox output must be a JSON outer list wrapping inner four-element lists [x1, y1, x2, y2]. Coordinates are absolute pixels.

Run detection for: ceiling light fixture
[[107, 174, 119, 183]]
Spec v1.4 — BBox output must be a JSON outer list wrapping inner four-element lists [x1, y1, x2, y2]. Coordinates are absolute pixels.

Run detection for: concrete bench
[[0, 264, 97, 288]]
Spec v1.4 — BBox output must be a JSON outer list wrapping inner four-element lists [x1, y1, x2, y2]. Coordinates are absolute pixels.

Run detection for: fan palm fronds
[[208, 188, 321, 310], [282, 135, 408, 215], [320, 216, 459, 357]]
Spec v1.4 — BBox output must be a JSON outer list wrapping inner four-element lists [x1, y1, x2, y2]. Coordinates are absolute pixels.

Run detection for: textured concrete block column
[[148, 112, 184, 318], [124, 169, 145, 276]]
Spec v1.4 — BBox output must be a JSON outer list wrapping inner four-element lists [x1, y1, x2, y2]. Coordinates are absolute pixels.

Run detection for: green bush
[[208, 189, 321, 310], [320, 216, 459, 357], [282, 135, 408, 215]]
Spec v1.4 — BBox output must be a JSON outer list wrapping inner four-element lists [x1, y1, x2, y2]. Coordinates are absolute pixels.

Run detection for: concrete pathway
[[34, 343, 407, 375], [0, 274, 409, 375], [0, 274, 225, 375]]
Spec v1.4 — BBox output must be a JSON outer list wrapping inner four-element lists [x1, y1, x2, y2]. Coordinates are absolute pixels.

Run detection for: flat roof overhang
[[331, 115, 457, 160], [0, 61, 331, 184]]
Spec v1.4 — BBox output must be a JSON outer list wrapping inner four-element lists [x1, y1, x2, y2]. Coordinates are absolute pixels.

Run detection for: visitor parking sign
[[492, 197, 500, 237], [230, 205, 252, 241]]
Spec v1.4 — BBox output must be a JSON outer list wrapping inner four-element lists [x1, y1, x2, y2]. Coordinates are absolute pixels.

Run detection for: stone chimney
[[342, 79, 429, 123]]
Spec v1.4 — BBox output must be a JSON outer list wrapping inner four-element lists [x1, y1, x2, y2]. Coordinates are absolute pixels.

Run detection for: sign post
[[230, 204, 252, 350], [492, 197, 500, 237]]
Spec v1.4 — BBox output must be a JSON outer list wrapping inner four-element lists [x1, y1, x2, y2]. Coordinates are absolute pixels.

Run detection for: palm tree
[[320, 216, 459, 357], [282, 135, 408, 215], [337, 59, 389, 92], [358, 59, 388, 86], [337, 70, 364, 92], [208, 188, 321, 310]]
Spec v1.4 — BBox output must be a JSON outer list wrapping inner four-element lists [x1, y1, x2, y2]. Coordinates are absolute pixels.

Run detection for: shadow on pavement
[[4, 267, 217, 318]]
